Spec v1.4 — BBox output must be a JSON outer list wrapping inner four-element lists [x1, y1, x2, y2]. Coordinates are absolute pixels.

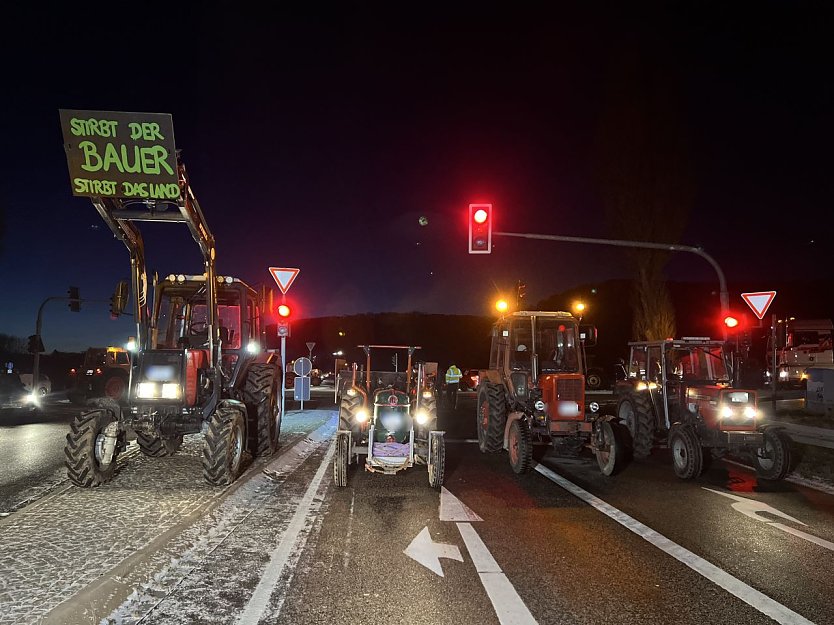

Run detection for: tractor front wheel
[[477, 382, 507, 453], [339, 392, 363, 432], [595, 420, 627, 476], [202, 406, 247, 486], [669, 425, 703, 480], [334, 432, 349, 487], [428, 431, 446, 489], [755, 428, 792, 481], [65, 407, 121, 487], [508, 419, 532, 474]]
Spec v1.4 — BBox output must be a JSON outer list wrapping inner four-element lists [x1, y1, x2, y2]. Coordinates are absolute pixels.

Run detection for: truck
[[63, 157, 281, 487], [476, 311, 628, 476], [767, 318, 834, 387]]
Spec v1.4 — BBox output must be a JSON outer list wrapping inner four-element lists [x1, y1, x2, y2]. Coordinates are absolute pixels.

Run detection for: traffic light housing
[[68, 286, 80, 312], [109, 280, 129, 319], [277, 303, 291, 337], [27, 335, 44, 354], [468, 203, 493, 254]]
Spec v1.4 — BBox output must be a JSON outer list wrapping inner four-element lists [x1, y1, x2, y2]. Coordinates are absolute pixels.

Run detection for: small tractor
[[64, 160, 281, 487], [614, 338, 792, 480], [334, 345, 444, 488], [477, 311, 627, 476], [67, 346, 131, 405]]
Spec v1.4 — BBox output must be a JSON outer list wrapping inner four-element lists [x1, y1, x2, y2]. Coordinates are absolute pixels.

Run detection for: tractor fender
[[503, 411, 525, 450]]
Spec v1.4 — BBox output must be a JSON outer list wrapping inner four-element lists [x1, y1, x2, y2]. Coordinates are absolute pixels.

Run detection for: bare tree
[[595, 43, 694, 340]]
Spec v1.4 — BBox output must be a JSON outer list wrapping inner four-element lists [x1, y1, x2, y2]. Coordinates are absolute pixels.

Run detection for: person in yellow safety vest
[[445, 364, 462, 405]]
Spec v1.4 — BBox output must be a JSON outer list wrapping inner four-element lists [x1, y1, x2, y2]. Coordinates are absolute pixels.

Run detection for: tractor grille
[[556, 378, 584, 403]]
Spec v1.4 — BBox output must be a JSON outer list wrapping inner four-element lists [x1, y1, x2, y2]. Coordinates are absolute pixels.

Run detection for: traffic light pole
[[493, 230, 730, 333]]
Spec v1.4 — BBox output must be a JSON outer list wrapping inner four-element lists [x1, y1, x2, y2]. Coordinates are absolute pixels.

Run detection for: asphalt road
[[1, 388, 832, 625]]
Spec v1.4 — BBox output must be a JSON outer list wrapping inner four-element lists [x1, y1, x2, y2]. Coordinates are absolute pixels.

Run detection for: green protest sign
[[59, 109, 180, 200]]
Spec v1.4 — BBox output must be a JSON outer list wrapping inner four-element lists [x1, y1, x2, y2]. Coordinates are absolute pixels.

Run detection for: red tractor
[[477, 311, 628, 476], [67, 347, 131, 405], [614, 338, 792, 480]]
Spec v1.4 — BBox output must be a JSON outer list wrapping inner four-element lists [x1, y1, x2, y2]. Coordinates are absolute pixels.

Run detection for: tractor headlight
[[635, 382, 657, 391], [355, 409, 369, 422], [422, 390, 433, 399], [246, 342, 259, 354], [415, 410, 429, 425], [161, 383, 180, 399], [589, 401, 600, 413], [779, 370, 789, 379], [137, 382, 158, 399], [534, 400, 546, 411], [346, 388, 357, 397], [720, 405, 735, 419], [743, 406, 757, 419]]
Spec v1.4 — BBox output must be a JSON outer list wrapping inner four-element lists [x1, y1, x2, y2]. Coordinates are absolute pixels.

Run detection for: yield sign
[[269, 267, 300, 294], [741, 291, 776, 320]]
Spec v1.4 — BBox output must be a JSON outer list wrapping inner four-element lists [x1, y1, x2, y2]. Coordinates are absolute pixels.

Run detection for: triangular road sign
[[741, 291, 776, 320], [269, 267, 300, 294]]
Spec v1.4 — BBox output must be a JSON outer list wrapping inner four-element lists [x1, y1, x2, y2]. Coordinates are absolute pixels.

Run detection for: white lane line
[[457, 522, 537, 625], [770, 523, 834, 552], [534, 463, 814, 625], [440, 486, 484, 522], [236, 438, 335, 625]]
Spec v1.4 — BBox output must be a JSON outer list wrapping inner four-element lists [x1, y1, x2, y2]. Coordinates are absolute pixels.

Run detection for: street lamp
[[495, 299, 509, 314], [572, 301, 586, 321]]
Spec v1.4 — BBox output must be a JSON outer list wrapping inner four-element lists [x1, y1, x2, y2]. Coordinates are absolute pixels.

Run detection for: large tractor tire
[[428, 431, 446, 489], [334, 432, 349, 487], [202, 405, 247, 486], [755, 428, 792, 481], [103, 372, 128, 403], [339, 392, 363, 432], [65, 407, 121, 487], [136, 431, 183, 457], [477, 382, 507, 453], [595, 420, 628, 476], [617, 393, 655, 459], [244, 364, 281, 457], [508, 419, 532, 474], [669, 425, 704, 480]]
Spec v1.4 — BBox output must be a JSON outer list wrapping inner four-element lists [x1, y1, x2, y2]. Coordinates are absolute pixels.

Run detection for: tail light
[[69, 368, 76, 374], [95, 368, 103, 375]]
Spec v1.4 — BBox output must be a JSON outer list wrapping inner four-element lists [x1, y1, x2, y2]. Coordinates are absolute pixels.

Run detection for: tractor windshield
[[154, 286, 242, 349], [669, 346, 729, 382], [538, 319, 580, 373]]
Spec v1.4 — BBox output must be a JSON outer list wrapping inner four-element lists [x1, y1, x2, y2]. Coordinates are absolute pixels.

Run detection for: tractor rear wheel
[[339, 393, 363, 432], [334, 432, 349, 487], [245, 364, 281, 457], [595, 420, 627, 476], [65, 407, 120, 487], [477, 382, 507, 453], [669, 425, 703, 480], [428, 431, 446, 488], [136, 432, 183, 457], [755, 428, 792, 481], [202, 405, 247, 486], [508, 419, 532, 474], [618, 393, 654, 459]]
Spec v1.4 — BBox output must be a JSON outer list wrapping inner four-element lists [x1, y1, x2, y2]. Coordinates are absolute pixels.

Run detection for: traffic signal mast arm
[[492, 229, 730, 320]]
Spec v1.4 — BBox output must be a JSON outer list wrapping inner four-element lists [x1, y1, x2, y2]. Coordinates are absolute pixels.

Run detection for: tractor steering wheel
[[190, 321, 208, 335]]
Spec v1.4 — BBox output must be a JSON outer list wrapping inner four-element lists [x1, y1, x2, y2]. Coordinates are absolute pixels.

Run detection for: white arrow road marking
[[769, 523, 834, 552], [702, 488, 807, 525], [457, 522, 537, 625], [404, 526, 464, 577], [704, 488, 834, 552], [440, 486, 484, 521], [535, 464, 814, 625]]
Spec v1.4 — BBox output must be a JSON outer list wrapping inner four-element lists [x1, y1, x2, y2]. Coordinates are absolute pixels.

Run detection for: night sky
[[0, 2, 831, 351]]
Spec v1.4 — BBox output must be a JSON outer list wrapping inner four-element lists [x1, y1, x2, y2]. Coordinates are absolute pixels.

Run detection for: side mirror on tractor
[[579, 325, 598, 347]]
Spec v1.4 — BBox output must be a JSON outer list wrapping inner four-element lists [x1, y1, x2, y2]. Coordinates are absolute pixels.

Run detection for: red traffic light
[[277, 304, 291, 318], [468, 203, 493, 254], [723, 315, 739, 329]]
